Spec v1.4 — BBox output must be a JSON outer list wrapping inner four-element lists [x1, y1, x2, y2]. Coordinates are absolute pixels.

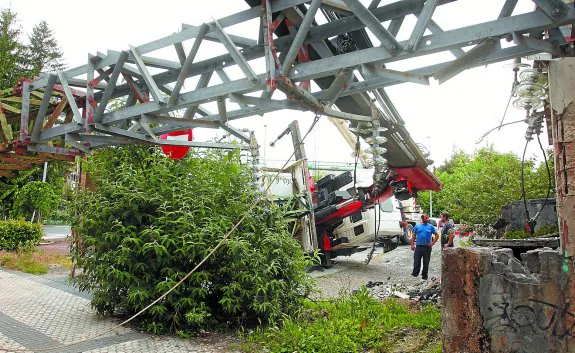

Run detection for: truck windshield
[[379, 198, 394, 213]]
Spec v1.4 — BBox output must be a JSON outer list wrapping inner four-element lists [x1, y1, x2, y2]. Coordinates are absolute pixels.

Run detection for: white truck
[[397, 197, 424, 244], [332, 196, 404, 252]]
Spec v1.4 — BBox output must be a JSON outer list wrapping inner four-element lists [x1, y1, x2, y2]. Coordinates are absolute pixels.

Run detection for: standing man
[[440, 212, 455, 248], [411, 214, 439, 280]]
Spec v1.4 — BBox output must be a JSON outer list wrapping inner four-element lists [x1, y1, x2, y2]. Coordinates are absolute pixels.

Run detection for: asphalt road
[[42, 225, 71, 240]]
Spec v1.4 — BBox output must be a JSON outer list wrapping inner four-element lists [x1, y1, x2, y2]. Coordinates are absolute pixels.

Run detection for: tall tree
[[25, 20, 65, 76], [0, 9, 25, 88], [417, 146, 555, 224]]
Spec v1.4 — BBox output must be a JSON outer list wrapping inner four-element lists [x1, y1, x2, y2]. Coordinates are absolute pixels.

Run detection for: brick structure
[[442, 247, 574, 353]]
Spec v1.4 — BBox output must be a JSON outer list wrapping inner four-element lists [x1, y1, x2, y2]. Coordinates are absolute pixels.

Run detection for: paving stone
[[0, 268, 239, 352]]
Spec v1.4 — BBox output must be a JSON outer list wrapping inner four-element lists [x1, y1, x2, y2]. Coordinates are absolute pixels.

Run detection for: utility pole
[[427, 136, 433, 217]]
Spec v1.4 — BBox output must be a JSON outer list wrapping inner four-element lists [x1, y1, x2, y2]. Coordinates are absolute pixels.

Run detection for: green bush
[[241, 288, 441, 353], [69, 146, 314, 335], [0, 220, 43, 251]]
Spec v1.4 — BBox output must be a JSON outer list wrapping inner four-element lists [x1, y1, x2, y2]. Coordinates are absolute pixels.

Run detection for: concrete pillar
[[549, 58, 575, 261], [442, 247, 574, 353]]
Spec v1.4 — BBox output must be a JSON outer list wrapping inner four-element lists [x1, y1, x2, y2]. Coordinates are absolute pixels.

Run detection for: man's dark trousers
[[412, 245, 432, 280]]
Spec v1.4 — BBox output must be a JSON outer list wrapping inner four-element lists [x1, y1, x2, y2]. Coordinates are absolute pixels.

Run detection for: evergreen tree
[[0, 9, 25, 88], [25, 20, 65, 76]]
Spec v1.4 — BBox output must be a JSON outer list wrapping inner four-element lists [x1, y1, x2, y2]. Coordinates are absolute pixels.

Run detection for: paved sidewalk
[[0, 268, 238, 353]]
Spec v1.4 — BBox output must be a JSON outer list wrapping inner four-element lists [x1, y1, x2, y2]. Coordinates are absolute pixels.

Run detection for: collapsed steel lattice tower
[[0, 0, 573, 190]]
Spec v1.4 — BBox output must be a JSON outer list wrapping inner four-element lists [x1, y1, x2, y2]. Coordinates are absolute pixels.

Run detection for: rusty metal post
[[549, 58, 575, 263]]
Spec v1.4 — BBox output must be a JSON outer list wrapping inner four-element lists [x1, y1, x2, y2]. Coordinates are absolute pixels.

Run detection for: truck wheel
[[319, 251, 333, 268], [400, 224, 413, 245]]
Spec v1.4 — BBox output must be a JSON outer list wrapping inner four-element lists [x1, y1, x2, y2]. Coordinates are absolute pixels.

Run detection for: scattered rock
[[365, 278, 441, 305]]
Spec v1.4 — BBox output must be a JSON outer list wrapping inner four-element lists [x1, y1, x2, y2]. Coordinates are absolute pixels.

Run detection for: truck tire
[[319, 250, 333, 268], [400, 224, 413, 245]]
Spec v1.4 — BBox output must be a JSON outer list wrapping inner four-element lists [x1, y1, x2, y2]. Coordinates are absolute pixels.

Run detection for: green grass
[[0, 250, 71, 275], [236, 288, 441, 353]]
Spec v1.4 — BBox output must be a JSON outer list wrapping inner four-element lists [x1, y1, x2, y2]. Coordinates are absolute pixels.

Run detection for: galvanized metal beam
[[512, 31, 563, 57], [218, 123, 250, 144], [405, 0, 439, 52], [174, 42, 187, 65], [320, 68, 355, 103], [387, 16, 404, 37], [289, 8, 575, 82], [434, 38, 500, 84], [340, 0, 402, 55], [361, 64, 430, 85], [143, 114, 220, 129], [423, 18, 465, 57], [281, 0, 322, 76], [65, 134, 91, 153], [182, 23, 257, 48], [56, 72, 82, 124], [138, 119, 160, 142], [27, 144, 83, 156], [129, 45, 167, 104], [31, 74, 56, 142], [217, 98, 227, 123], [230, 94, 306, 111], [169, 23, 209, 106], [93, 51, 128, 122], [211, 20, 259, 85], [10, 0, 575, 158], [183, 71, 213, 119], [218, 69, 248, 109], [499, 0, 519, 18], [531, 0, 569, 19]]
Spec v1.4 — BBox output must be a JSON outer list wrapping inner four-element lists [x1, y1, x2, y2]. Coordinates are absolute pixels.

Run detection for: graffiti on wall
[[483, 299, 575, 339]]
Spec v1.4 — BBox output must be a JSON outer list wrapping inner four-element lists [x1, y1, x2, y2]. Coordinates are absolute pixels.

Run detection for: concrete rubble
[[365, 278, 442, 305]]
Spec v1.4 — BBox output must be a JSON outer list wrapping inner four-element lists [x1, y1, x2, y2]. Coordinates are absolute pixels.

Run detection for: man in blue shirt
[[410, 214, 439, 280]]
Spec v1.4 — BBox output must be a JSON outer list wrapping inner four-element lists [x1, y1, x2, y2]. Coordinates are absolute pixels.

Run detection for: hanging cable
[[353, 135, 360, 190], [531, 133, 553, 222], [521, 139, 531, 227], [365, 201, 380, 265], [1, 114, 323, 353], [497, 93, 514, 131]]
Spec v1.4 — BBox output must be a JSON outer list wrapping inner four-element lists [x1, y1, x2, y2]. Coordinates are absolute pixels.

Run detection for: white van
[[332, 196, 404, 248]]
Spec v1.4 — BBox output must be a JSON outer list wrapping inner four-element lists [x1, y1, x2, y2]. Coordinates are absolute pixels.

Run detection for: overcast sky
[[1, 0, 550, 169]]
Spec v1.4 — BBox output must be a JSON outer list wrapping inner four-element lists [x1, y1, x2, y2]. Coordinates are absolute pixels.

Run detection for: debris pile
[[365, 278, 441, 305]]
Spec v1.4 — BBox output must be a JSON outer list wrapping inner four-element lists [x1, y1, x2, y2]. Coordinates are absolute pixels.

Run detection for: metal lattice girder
[[1, 0, 571, 184]]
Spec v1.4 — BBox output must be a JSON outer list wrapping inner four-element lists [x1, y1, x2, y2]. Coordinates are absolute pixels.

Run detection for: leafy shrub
[[12, 181, 59, 220], [69, 146, 314, 334], [503, 225, 559, 239], [0, 220, 43, 251], [241, 288, 441, 353]]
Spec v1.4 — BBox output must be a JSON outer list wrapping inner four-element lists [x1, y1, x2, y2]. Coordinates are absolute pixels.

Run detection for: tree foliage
[[417, 146, 555, 224], [0, 10, 65, 88], [69, 146, 314, 334], [24, 20, 65, 76], [12, 181, 59, 220], [0, 161, 70, 220], [0, 9, 25, 88]]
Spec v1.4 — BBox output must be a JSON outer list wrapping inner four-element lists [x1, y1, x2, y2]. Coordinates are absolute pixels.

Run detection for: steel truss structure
[[0, 0, 573, 188]]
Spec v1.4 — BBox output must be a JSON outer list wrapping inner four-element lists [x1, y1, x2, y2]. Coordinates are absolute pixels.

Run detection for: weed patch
[[0, 249, 71, 274], [238, 288, 441, 353]]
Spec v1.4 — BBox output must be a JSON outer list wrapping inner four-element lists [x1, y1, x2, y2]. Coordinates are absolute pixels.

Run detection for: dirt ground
[[310, 239, 460, 297]]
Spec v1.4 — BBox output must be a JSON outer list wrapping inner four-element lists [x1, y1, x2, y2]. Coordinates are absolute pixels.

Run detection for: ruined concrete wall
[[442, 247, 574, 353], [501, 198, 557, 232], [549, 58, 575, 257]]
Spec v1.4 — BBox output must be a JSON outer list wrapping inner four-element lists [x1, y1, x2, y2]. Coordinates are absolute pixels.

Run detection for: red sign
[[160, 129, 193, 160]]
